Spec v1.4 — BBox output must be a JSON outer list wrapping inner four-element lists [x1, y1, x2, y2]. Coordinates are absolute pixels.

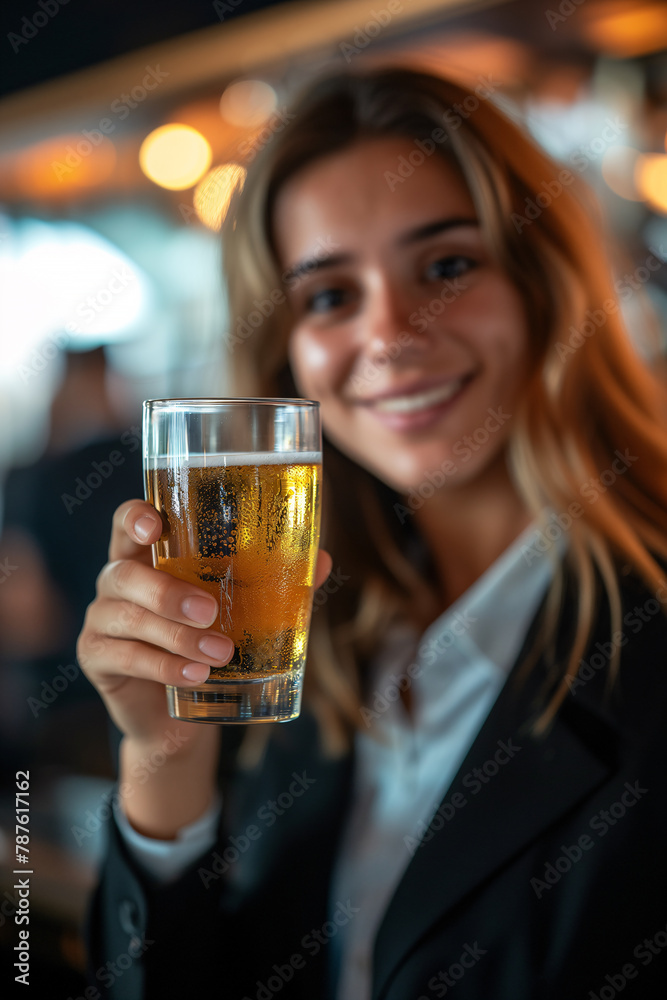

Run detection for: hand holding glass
[[143, 398, 322, 724]]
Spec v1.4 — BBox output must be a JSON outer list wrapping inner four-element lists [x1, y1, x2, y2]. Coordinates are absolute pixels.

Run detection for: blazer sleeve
[[84, 713, 353, 1000], [85, 808, 224, 1000], [85, 723, 248, 1000]]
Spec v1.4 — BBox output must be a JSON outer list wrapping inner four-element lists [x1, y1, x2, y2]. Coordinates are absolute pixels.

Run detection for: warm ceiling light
[[219, 80, 278, 129], [193, 164, 247, 231], [139, 124, 212, 190], [601, 146, 643, 202], [6, 136, 116, 198], [635, 154, 667, 214], [583, 5, 667, 58]]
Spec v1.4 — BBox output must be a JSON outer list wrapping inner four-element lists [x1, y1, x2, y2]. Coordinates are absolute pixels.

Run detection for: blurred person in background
[[79, 68, 667, 999], [0, 347, 143, 993], [0, 347, 142, 780]]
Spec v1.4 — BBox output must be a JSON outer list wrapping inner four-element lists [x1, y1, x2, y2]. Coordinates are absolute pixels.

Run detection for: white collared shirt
[[115, 519, 557, 999], [329, 520, 556, 999]]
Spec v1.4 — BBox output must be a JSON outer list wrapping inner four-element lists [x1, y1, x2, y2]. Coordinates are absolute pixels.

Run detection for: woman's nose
[[360, 277, 423, 360]]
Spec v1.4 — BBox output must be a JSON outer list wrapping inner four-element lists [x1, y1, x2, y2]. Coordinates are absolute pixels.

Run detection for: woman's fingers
[[315, 549, 333, 590], [84, 596, 234, 671], [78, 633, 216, 692], [108, 499, 165, 563], [96, 558, 220, 627], [101, 542, 332, 624], [84, 507, 333, 696]]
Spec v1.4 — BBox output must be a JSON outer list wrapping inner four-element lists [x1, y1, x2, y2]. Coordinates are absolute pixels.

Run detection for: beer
[[146, 452, 321, 679]]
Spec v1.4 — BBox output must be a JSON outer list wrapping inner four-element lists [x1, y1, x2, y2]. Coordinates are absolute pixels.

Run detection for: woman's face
[[273, 138, 531, 493]]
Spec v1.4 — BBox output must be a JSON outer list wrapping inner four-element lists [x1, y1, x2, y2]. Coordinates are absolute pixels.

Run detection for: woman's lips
[[362, 374, 475, 431], [373, 376, 467, 413]]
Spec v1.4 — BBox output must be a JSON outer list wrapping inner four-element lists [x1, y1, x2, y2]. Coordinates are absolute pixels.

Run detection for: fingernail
[[198, 635, 234, 662], [134, 515, 156, 541], [182, 596, 217, 625], [181, 663, 210, 683]]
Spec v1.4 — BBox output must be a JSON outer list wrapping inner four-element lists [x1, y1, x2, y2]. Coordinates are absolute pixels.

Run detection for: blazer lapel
[[372, 585, 622, 999]]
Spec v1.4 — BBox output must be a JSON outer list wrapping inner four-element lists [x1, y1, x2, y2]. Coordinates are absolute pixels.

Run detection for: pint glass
[[143, 398, 322, 723]]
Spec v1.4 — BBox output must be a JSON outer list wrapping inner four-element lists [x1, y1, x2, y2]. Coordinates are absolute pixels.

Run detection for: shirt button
[[118, 898, 142, 937]]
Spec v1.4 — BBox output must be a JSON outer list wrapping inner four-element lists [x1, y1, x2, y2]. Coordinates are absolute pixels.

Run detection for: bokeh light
[[219, 79, 278, 129], [584, 5, 667, 58], [139, 124, 212, 190], [0, 220, 150, 373], [635, 154, 667, 214], [601, 146, 643, 201], [3, 136, 117, 199], [194, 164, 247, 231]]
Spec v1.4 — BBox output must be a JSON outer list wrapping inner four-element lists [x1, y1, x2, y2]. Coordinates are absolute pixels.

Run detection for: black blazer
[[86, 566, 667, 999]]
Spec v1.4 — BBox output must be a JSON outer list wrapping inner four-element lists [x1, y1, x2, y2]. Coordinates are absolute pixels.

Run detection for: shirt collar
[[418, 517, 563, 678]]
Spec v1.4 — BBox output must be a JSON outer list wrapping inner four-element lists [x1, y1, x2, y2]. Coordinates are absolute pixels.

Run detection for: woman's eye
[[306, 288, 348, 314], [425, 255, 476, 281]]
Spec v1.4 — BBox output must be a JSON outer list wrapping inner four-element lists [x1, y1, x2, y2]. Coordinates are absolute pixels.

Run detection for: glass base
[[166, 669, 303, 724]]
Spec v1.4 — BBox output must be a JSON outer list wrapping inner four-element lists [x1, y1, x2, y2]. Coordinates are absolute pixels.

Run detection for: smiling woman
[[275, 141, 529, 492], [223, 67, 667, 741], [82, 67, 667, 1000]]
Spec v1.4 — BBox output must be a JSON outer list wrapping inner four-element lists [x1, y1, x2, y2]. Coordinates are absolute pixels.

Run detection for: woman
[[80, 68, 667, 999]]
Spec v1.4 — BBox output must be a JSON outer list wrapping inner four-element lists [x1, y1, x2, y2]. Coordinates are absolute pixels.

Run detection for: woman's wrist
[[118, 726, 221, 839]]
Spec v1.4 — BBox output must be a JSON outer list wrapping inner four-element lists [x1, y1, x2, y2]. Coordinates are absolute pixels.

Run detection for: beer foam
[[149, 451, 321, 469]]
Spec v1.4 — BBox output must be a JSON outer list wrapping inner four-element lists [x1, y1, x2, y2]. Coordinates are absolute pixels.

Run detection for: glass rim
[[144, 397, 319, 409]]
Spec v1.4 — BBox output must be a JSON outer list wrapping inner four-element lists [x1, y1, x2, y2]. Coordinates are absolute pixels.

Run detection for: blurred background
[[0, 0, 666, 992]]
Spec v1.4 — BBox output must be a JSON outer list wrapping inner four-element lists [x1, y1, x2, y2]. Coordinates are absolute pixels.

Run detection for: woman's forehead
[[272, 137, 476, 264]]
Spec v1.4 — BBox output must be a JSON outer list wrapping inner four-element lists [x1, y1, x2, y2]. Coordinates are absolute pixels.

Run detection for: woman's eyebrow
[[282, 217, 479, 284], [398, 217, 479, 246], [283, 252, 353, 284]]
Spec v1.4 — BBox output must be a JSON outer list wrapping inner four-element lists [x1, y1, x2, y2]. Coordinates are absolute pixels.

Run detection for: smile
[[373, 377, 468, 414]]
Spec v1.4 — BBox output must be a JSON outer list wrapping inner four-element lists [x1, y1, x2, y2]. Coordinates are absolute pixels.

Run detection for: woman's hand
[[78, 498, 332, 743], [77, 498, 332, 837]]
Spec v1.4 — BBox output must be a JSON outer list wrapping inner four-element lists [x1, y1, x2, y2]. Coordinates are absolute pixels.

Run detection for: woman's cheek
[[289, 330, 344, 395]]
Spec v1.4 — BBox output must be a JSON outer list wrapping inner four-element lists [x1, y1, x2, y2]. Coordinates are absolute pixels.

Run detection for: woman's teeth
[[374, 378, 466, 414]]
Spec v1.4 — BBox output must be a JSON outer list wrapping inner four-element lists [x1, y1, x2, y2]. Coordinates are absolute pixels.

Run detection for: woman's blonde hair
[[221, 67, 667, 755]]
